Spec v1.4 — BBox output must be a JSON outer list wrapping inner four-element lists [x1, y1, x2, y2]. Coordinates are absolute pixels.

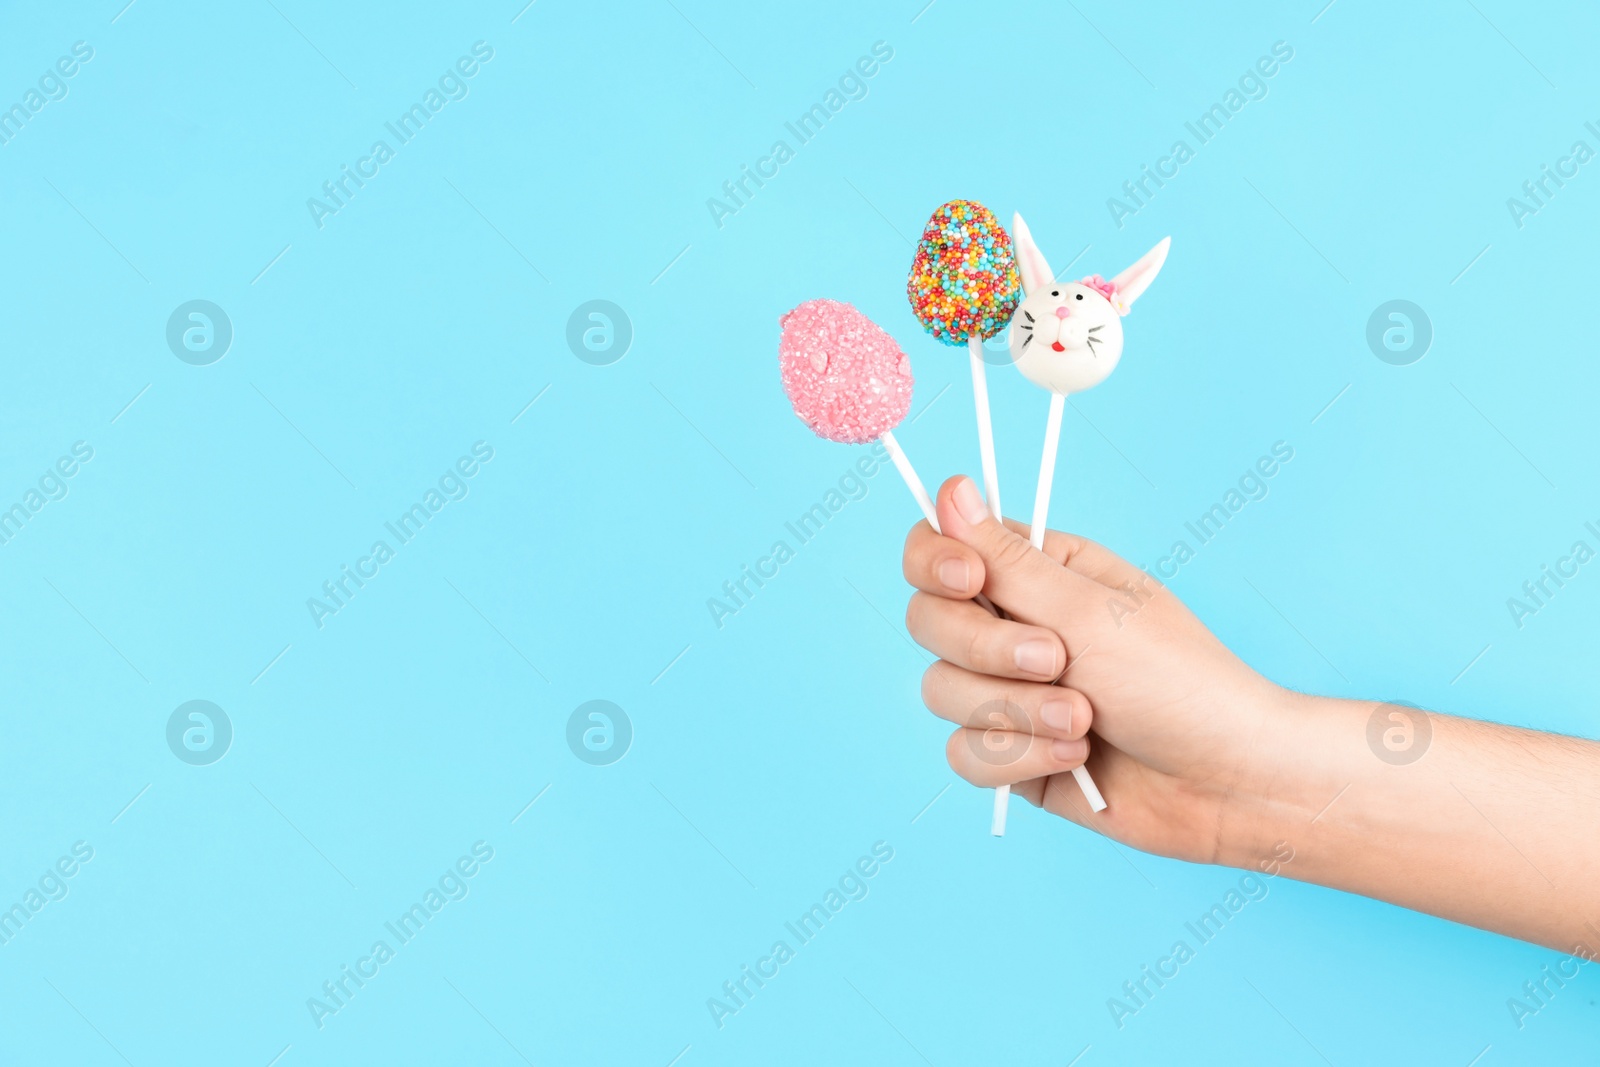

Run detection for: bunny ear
[[1011, 213, 1055, 297], [1109, 237, 1171, 310]]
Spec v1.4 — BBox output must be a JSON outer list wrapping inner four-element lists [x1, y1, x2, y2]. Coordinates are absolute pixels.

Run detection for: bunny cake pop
[[907, 200, 1020, 524], [1007, 214, 1169, 396], [1002, 215, 1171, 819]]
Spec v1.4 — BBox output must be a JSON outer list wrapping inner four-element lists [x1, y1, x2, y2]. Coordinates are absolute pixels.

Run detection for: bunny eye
[[1050, 290, 1059, 297], [1075, 293, 1083, 300]]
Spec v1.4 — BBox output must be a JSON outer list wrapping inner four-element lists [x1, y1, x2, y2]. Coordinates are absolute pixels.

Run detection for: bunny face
[[1009, 280, 1126, 395], [1005, 213, 1170, 396]]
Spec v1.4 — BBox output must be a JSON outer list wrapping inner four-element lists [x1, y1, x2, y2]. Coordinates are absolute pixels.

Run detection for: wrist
[[1212, 687, 1358, 872]]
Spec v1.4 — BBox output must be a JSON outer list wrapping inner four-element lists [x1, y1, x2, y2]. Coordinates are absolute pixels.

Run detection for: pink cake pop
[[779, 300, 996, 612], [780, 299, 913, 445]]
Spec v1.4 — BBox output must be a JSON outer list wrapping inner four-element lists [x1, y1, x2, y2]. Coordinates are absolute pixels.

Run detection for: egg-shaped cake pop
[[1007, 213, 1170, 395], [779, 299, 913, 444], [907, 200, 1021, 345]]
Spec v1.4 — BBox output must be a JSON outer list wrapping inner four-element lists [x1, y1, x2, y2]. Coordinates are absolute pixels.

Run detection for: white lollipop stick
[[968, 337, 1020, 836], [1029, 392, 1066, 551], [880, 430, 998, 617], [780, 300, 1024, 828], [1002, 214, 1171, 824], [968, 336, 1003, 520], [991, 785, 1012, 836], [1026, 391, 1107, 814], [985, 388, 1062, 838], [880, 430, 935, 526], [883, 428, 1013, 832], [938, 347, 1017, 834]]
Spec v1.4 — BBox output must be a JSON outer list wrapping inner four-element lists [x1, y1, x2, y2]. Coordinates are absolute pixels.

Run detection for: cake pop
[[908, 203, 1034, 837], [1004, 214, 1171, 816], [907, 200, 1020, 526], [779, 298, 997, 602]]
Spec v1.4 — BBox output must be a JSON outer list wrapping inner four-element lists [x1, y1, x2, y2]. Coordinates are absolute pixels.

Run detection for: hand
[[904, 475, 1291, 867], [905, 476, 1600, 953]]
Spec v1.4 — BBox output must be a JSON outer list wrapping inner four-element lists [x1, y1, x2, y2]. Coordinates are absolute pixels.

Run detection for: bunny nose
[[1054, 305, 1071, 319]]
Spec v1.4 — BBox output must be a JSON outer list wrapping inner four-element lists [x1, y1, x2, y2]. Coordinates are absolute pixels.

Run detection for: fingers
[[920, 661, 1092, 740], [905, 591, 1067, 682], [902, 520, 984, 599], [904, 493, 1154, 610], [944, 726, 1089, 788], [998, 517, 1154, 594], [933, 476, 1112, 633], [922, 657, 1097, 791]]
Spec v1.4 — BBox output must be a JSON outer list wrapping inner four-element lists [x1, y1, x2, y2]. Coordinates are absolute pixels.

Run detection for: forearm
[[1224, 691, 1600, 952]]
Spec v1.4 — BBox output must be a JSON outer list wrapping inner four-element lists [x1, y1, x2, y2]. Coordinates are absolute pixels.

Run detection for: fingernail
[[1040, 699, 1075, 733], [1051, 738, 1084, 763], [1013, 640, 1058, 676], [953, 477, 988, 525], [937, 558, 969, 594]]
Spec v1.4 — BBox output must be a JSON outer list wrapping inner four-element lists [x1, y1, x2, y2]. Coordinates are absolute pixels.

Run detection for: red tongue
[[1051, 342, 1065, 352]]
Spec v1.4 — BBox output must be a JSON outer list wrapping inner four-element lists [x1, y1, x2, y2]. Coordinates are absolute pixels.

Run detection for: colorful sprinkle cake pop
[[906, 200, 1021, 345], [779, 299, 913, 444]]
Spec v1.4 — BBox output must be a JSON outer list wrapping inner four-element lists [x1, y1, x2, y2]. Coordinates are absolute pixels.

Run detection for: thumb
[[937, 475, 1103, 633]]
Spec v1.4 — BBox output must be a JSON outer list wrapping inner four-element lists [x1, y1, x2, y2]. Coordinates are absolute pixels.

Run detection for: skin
[[904, 474, 1600, 954]]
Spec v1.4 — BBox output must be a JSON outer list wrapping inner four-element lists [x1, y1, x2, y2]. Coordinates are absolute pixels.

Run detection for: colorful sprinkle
[[779, 299, 913, 445], [906, 200, 1021, 345]]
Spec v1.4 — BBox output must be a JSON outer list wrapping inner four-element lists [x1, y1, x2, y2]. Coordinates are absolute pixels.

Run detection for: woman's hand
[[904, 475, 1600, 953], [905, 475, 1297, 868]]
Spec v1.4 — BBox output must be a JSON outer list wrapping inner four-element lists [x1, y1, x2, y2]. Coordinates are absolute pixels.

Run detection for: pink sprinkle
[[779, 299, 913, 445]]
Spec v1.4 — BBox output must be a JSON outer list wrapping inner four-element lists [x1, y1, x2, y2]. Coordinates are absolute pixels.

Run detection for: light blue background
[[1, 0, 1596, 1063]]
